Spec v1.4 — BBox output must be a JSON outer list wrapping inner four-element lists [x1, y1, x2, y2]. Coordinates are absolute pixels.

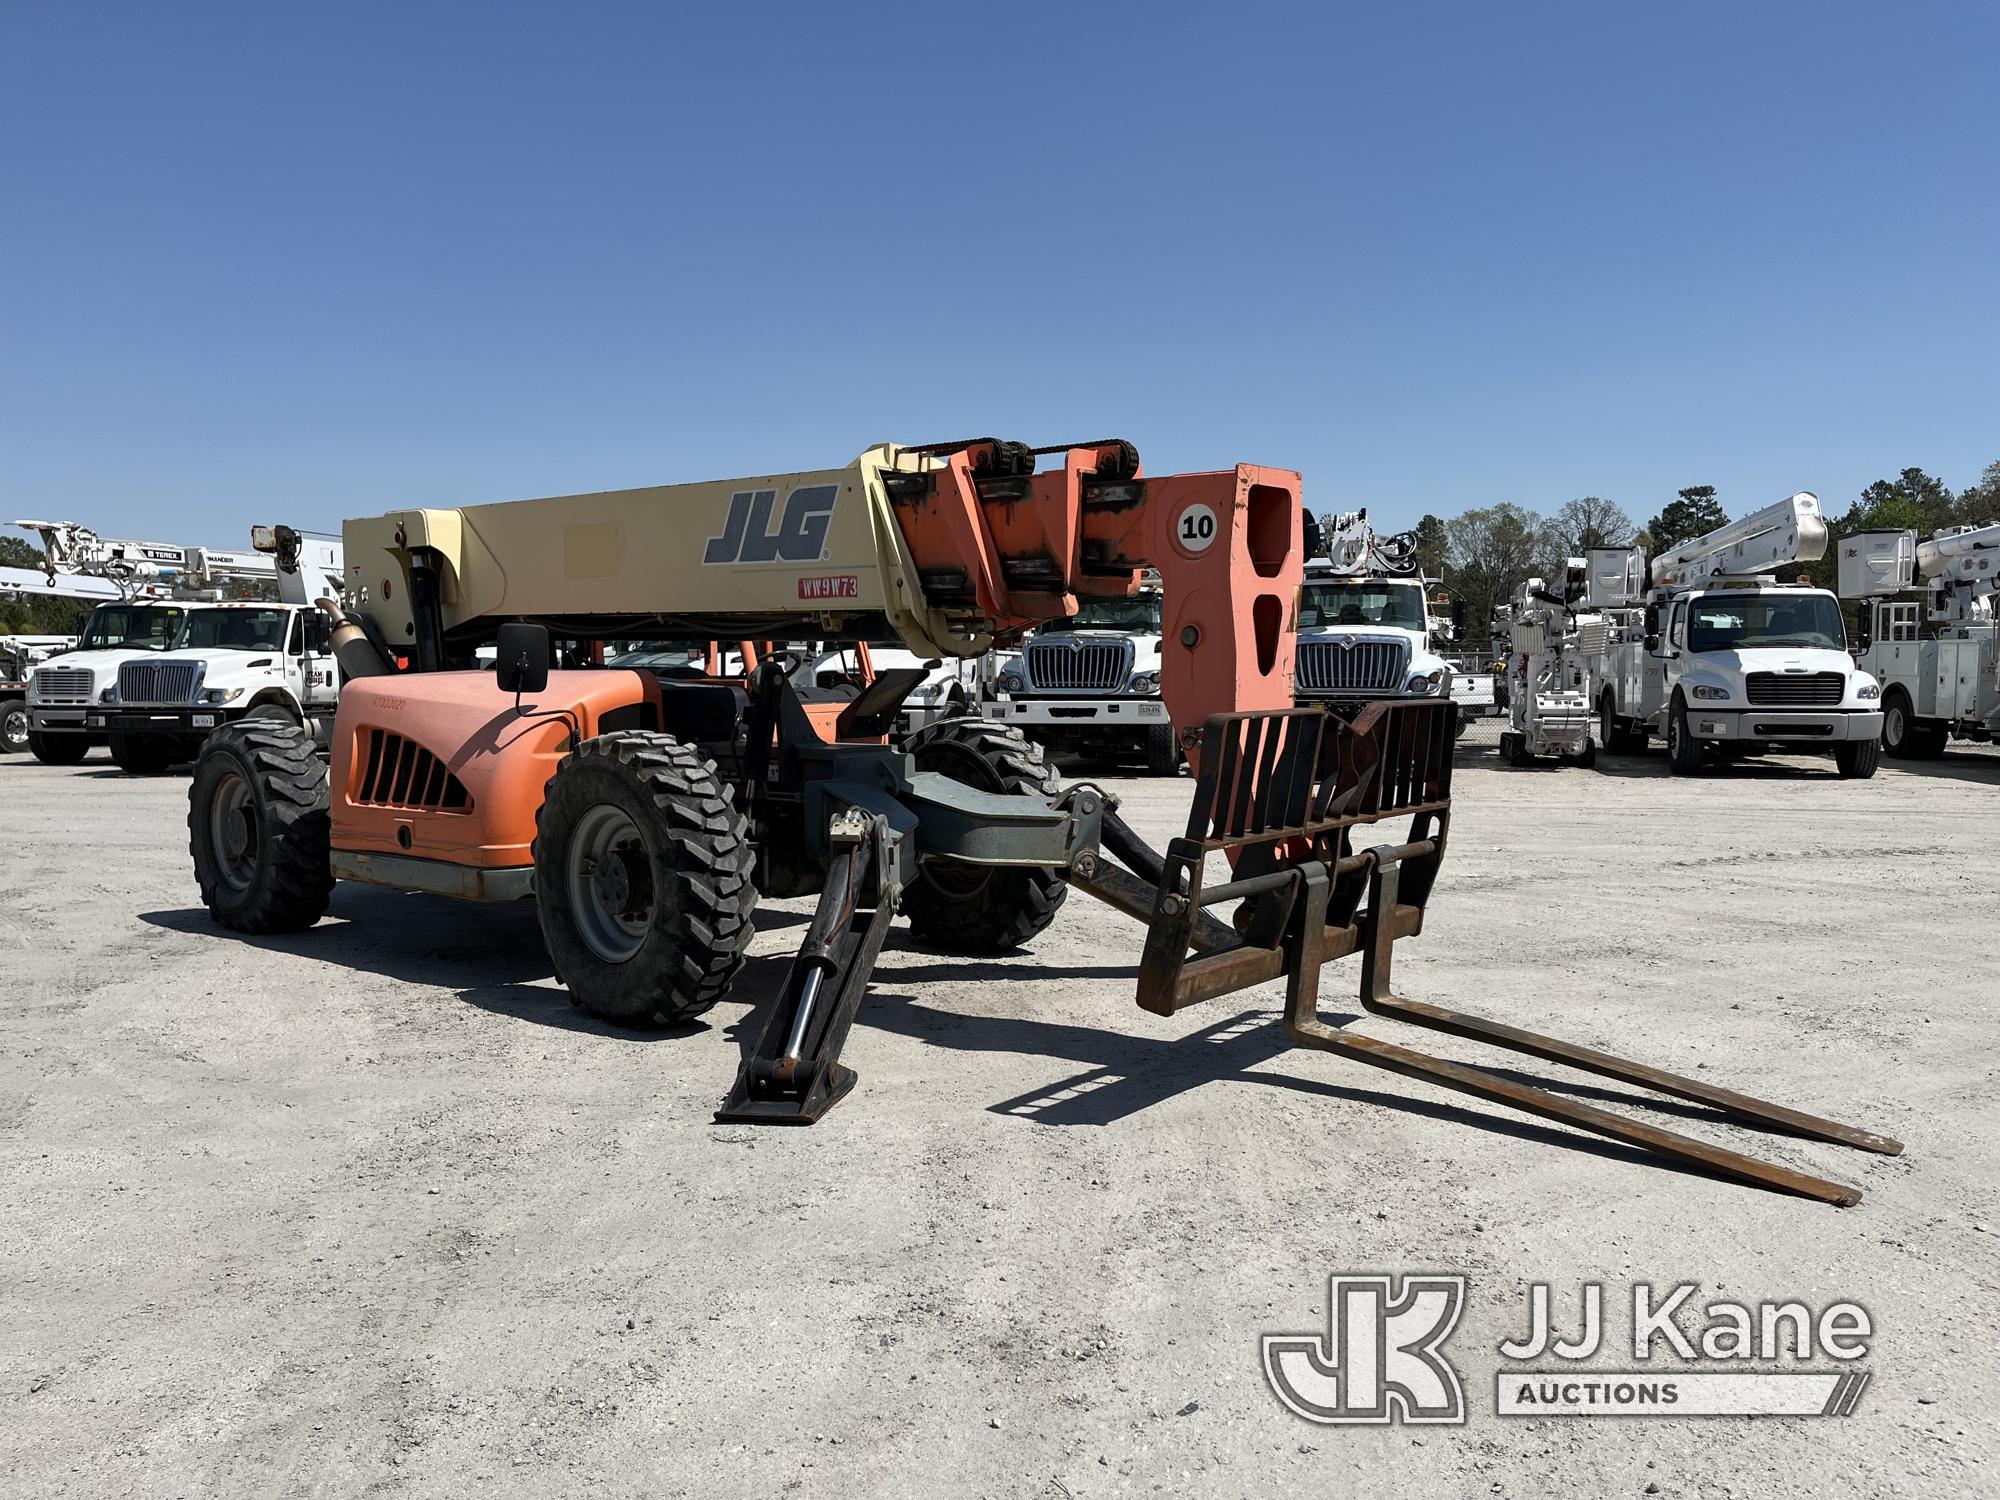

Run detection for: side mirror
[[1643, 603, 1661, 637], [1854, 605, 1871, 652], [1643, 634, 1661, 654], [304, 612, 333, 653], [495, 622, 551, 695]]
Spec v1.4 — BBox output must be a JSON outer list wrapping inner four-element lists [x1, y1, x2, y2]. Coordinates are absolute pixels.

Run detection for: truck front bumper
[[88, 706, 231, 736], [986, 697, 1170, 729], [27, 707, 92, 734], [1687, 709, 1883, 743]]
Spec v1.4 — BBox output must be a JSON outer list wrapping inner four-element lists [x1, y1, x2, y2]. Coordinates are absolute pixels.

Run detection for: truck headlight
[[997, 671, 1023, 694], [1689, 684, 1730, 700], [201, 687, 245, 704], [1405, 670, 1443, 695], [1127, 671, 1160, 696], [1855, 682, 1880, 701]]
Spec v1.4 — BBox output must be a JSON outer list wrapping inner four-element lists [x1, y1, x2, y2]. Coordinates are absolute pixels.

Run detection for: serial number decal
[[797, 575, 859, 601]]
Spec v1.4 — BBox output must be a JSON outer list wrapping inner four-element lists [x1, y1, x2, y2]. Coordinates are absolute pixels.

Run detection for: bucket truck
[[1498, 560, 1602, 767], [1293, 511, 1460, 723], [1839, 521, 1999, 756], [18, 520, 344, 770], [1590, 493, 1884, 778]]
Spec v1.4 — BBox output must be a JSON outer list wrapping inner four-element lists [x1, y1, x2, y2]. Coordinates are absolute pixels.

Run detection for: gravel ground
[[2, 736, 1995, 1498]]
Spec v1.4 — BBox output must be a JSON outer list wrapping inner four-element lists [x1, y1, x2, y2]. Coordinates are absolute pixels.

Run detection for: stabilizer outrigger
[[723, 696, 1901, 1204]]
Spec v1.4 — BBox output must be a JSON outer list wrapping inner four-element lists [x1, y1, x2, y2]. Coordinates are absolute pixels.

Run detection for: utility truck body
[[1840, 523, 1999, 757], [1590, 494, 1883, 777]]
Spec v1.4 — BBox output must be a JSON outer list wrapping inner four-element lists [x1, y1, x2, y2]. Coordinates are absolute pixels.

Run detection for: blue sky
[[3, 2, 1994, 548]]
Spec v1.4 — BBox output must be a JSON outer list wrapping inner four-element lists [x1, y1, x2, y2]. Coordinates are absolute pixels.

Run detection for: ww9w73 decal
[[702, 484, 838, 565]]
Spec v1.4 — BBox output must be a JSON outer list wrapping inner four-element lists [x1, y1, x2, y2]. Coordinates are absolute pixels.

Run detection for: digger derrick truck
[[1839, 522, 1999, 757], [1294, 511, 1460, 723], [1590, 493, 1885, 778], [184, 439, 1897, 1203]]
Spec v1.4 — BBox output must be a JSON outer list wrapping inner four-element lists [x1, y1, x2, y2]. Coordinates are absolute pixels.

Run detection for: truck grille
[[119, 660, 202, 704], [1023, 637, 1133, 693], [1296, 638, 1409, 695], [356, 729, 473, 812], [31, 667, 94, 704], [1745, 671, 1844, 707]]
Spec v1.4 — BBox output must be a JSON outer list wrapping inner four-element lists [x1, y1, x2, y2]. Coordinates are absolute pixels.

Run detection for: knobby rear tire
[[899, 718, 1066, 952], [188, 721, 334, 932], [532, 732, 757, 1027]]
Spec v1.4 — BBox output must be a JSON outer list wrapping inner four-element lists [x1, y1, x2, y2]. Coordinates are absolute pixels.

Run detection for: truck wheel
[[1599, 691, 1643, 753], [1665, 693, 1704, 775], [28, 730, 89, 766], [243, 701, 301, 726], [1835, 737, 1880, 780], [188, 721, 335, 932], [1143, 722, 1181, 776], [1, 700, 29, 754], [533, 732, 757, 1027], [110, 733, 179, 775], [899, 718, 1066, 952], [1881, 691, 1944, 760]]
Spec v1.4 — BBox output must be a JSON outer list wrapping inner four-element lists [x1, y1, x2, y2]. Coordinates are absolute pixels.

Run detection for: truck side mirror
[[495, 622, 551, 695], [1643, 603, 1660, 637], [1854, 604, 1870, 652], [1451, 600, 1467, 635], [305, 612, 333, 654], [1643, 635, 1660, 654]]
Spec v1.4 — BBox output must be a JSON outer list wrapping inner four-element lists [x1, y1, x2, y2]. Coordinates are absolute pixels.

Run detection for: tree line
[[1413, 459, 2000, 637]]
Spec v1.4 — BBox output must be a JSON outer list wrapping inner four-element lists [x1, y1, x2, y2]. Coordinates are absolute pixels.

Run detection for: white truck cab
[[984, 590, 1176, 773], [1591, 494, 1883, 778], [23, 600, 189, 764], [1293, 512, 1456, 717], [88, 601, 345, 772]]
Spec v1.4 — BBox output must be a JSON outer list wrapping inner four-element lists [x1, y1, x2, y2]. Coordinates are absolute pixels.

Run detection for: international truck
[[984, 585, 1178, 773], [1292, 512, 1459, 722]]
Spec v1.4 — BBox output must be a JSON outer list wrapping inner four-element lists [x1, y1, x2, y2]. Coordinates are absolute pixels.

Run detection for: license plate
[[192, 713, 216, 728]]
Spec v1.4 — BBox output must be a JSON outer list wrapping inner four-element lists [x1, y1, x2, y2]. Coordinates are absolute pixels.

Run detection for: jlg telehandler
[[185, 439, 1899, 1202]]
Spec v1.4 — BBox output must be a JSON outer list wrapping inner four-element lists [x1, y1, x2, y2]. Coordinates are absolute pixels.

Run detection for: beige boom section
[[339, 445, 987, 658]]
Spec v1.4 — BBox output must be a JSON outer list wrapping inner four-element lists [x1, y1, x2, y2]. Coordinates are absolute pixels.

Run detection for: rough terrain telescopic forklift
[[184, 439, 1898, 1203]]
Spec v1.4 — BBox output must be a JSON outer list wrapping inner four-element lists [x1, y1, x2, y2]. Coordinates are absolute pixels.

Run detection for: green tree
[[1444, 503, 1551, 639], [1412, 513, 1448, 577], [1958, 460, 2000, 526], [1644, 486, 1727, 551], [0, 536, 45, 570]]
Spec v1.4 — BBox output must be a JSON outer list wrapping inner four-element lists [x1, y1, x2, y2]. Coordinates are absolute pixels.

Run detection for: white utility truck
[[1839, 521, 1998, 757], [1498, 561, 1603, 767], [1293, 511, 1459, 723], [985, 585, 1177, 773], [1590, 493, 1884, 778], [22, 523, 345, 771]]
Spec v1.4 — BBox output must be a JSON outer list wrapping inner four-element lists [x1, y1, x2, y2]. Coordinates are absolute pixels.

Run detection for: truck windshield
[[78, 605, 185, 652], [1688, 593, 1847, 652], [181, 608, 290, 652], [1039, 595, 1163, 633], [1299, 580, 1425, 630]]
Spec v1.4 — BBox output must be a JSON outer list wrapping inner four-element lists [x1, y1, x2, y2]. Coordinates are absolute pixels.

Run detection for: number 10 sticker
[[1176, 503, 1218, 553]]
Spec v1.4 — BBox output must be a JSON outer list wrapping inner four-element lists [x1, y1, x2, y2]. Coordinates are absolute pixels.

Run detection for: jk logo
[[1263, 1274, 1467, 1425], [702, 484, 838, 565]]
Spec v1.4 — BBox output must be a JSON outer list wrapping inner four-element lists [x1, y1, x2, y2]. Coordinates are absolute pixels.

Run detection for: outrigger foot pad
[[716, 832, 892, 1125]]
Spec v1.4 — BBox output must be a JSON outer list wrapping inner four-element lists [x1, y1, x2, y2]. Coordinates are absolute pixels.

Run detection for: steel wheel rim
[[2, 705, 26, 751], [209, 770, 259, 892], [1885, 703, 1904, 746], [567, 803, 653, 964]]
